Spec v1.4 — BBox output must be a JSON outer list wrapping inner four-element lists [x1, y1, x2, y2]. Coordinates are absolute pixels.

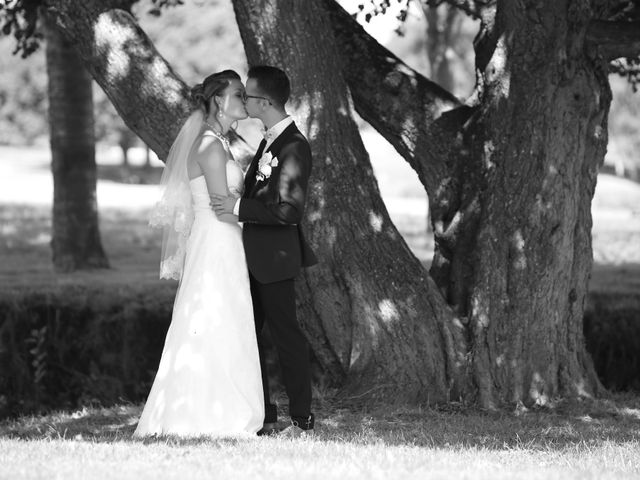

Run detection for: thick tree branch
[[586, 20, 640, 61], [44, 0, 192, 159], [324, 0, 473, 198]]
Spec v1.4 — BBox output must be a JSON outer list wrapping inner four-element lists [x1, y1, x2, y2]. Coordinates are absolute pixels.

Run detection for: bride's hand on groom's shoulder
[[210, 193, 238, 216]]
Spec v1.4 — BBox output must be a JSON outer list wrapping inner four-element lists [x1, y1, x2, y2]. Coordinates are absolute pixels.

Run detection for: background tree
[[94, 95, 140, 168], [606, 75, 640, 180], [422, 2, 460, 93], [4, 0, 640, 408], [44, 13, 109, 271], [0, 2, 110, 271]]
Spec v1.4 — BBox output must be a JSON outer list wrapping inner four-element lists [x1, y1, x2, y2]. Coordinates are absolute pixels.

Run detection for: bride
[[133, 70, 264, 438]]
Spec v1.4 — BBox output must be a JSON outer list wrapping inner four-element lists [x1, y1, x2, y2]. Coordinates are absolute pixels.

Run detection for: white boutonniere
[[256, 151, 279, 182]]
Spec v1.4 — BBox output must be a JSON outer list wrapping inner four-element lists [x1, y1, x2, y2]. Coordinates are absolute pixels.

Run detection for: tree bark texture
[[586, 20, 640, 61], [453, 0, 609, 407], [44, 14, 109, 272], [232, 0, 470, 403]]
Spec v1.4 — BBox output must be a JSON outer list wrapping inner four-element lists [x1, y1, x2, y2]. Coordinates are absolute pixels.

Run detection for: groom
[[210, 65, 317, 436]]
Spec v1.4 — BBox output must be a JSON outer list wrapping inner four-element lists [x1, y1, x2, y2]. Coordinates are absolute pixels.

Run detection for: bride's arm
[[196, 136, 238, 224]]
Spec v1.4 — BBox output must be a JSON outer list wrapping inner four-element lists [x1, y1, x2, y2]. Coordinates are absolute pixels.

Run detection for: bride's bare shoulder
[[193, 132, 226, 168]]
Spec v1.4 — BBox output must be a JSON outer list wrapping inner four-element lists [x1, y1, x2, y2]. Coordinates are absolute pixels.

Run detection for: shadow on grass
[[2, 394, 639, 450]]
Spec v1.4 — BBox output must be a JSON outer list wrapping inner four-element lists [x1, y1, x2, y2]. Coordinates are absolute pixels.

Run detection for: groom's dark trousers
[[249, 275, 310, 423], [238, 122, 317, 427]]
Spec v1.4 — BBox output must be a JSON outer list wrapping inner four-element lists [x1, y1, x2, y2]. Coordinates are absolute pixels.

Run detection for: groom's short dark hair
[[248, 65, 290, 108]]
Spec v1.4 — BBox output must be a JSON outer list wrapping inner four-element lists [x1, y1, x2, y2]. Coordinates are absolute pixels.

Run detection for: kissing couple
[[133, 66, 317, 438]]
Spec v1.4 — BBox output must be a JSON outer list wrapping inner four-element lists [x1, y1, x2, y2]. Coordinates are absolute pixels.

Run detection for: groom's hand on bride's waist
[[210, 193, 238, 216]]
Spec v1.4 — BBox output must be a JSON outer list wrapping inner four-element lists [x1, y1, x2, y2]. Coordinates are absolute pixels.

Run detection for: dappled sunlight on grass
[[1, 396, 639, 479], [1, 405, 140, 442], [0, 204, 163, 289], [0, 205, 52, 250], [3, 394, 639, 448], [618, 407, 640, 421]]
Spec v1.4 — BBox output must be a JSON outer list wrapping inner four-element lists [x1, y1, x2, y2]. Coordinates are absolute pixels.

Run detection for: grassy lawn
[[1, 395, 640, 479]]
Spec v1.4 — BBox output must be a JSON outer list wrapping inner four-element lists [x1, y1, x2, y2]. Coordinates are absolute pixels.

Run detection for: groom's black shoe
[[279, 414, 315, 438], [257, 422, 280, 436], [291, 414, 314, 430]]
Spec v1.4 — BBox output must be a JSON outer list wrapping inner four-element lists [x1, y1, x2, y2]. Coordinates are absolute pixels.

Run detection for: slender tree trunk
[[424, 4, 460, 94], [44, 14, 109, 272], [120, 146, 129, 167], [118, 128, 137, 167], [232, 0, 468, 402]]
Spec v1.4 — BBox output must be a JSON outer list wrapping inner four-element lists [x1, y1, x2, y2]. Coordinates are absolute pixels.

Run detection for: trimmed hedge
[[584, 292, 640, 392], [0, 283, 176, 418], [1, 283, 638, 418]]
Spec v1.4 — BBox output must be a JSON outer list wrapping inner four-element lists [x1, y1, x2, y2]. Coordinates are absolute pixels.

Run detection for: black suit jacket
[[239, 122, 318, 284]]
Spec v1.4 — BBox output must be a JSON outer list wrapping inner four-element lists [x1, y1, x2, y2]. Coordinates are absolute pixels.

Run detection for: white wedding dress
[[134, 157, 264, 438]]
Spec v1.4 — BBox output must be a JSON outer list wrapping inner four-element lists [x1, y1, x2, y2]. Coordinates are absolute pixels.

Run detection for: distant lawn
[[1, 203, 639, 296], [0, 205, 161, 290], [1, 395, 639, 480]]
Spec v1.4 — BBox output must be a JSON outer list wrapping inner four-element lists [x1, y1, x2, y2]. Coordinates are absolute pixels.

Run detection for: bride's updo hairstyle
[[191, 70, 241, 115]]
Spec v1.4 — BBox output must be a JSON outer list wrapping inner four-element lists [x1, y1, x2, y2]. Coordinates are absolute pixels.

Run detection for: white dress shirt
[[233, 116, 294, 216]]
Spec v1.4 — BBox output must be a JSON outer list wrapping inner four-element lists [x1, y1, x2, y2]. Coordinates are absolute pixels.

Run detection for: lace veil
[[149, 109, 204, 280]]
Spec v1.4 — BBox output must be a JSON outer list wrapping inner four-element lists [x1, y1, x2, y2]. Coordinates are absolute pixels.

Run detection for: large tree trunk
[[231, 0, 466, 403], [327, 0, 609, 407], [448, 0, 609, 407], [44, 14, 109, 272]]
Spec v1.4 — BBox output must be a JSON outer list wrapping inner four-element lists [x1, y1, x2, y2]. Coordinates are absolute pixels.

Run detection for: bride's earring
[[216, 100, 225, 120], [231, 120, 238, 130]]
